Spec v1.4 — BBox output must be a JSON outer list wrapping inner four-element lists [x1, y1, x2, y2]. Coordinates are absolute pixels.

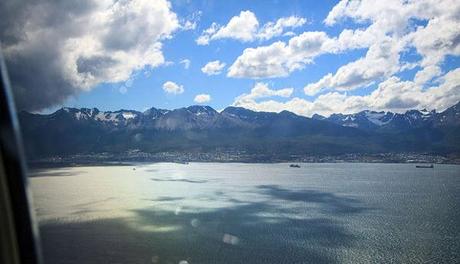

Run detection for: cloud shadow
[[39, 185, 369, 264], [150, 177, 208, 184]]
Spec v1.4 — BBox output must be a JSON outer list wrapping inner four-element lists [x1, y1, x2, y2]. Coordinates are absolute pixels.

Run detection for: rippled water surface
[[30, 163, 460, 263]]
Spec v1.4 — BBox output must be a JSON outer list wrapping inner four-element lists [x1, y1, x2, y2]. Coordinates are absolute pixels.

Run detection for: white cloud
[[257, 16, 307, 40], [182, 20, 197, 30], [304, 38, 402, 95], [228, 31, 336, 78], [241, 82, 293, 100], [411, 14, 460, 68], [414, 65, 442, 85], [1, 0, 179, 111], [181, 11, 202, 31], [162, 61, 174, 67], [228, 0, 460, 101], [422, 68, 460, 111], [201, 60, 226, 75], [227, 25, 387, 80], [180, 59, 191, 69], [211, 11, 259, 42], [194, 94, 211, 103], [233, 82, 294, 108], [234, 68, 460, 117], [196, 10, 306, 45], [227, 4, 407, 80], [323, 0, 350, 26], [196, 23, 220, 45], [306, 0, 460, 93], [324, 0, 410, 30], [283, 31, 296, 37], [162, 81, 184, 94], [228, 5, 409, 81], [4, 0, 458, 116]]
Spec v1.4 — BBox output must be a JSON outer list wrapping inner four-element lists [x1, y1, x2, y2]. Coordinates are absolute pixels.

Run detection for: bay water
[[29, 163, 460, 263]]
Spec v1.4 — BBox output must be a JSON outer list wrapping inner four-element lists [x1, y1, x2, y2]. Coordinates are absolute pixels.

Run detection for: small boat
[[416, 164, 434, 168], [289, 164, 301, 168]]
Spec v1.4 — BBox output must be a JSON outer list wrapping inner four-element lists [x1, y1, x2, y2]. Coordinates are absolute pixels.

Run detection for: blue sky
[[63, 0, 348, 111], [2, 0, 459, 116]]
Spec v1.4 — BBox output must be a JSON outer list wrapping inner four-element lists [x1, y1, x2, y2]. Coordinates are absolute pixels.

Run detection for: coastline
[[26, 152, 460, 169]]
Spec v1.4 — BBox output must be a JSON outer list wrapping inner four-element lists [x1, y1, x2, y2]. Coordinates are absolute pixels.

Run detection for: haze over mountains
[[19, 102, 460, 159]]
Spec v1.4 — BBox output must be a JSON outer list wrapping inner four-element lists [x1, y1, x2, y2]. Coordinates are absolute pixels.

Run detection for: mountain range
[[18, 101, 460, 159]]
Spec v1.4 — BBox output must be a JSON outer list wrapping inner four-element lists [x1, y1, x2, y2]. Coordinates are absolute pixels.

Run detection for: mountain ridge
[[18, 101, 460, 159], [31, 101, 460, 128]]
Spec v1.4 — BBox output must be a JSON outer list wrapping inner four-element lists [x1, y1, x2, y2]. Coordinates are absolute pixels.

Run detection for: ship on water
[[416, 164, 434, 168]]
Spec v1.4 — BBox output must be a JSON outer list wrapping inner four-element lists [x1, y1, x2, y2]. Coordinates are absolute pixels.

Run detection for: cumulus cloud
[[234, 68, 460, 117], [411, 12, 460, 69], [304, 38, 403, 95], [227, 6, 409, 81], [196, 10, 306, 45], [228, 31, 337, 78], [233, 82, 293, 108], [303, 0, 460, 95], [227, 26, 390, 80], [159, 1, 460, 116], [228, 0, 460, 101], [162, 81, 184, 94], [1, 0, 179, 111], [199, 11, 258, 44], [180, 59, 191, 69], [194, 94, 211, 103], [201, 60, 226, 75], [227, 9, 405, 80], [258, 16, 307, 40], [414, 65, 442, 85]]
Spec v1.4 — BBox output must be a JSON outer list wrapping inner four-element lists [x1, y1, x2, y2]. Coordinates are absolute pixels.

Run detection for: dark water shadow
[[257, 185, 368, 214], [151, 177, 208, 184], [39, 185, 369, 264], [73, 197, 117, 208], [28, 169, 86, 177], [144, 196, 185, 202]]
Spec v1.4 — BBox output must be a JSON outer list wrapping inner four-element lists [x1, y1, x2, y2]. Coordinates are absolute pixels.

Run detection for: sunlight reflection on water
[[30, 163, 460, 264]]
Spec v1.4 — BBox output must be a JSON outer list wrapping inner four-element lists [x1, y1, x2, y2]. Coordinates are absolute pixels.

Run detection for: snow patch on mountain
[[121, 112, 136, 119], [364, 111, 393, 126]]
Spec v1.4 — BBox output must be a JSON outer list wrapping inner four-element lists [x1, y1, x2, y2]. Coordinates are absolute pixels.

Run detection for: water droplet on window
[[190, 218, 200, 227], [151, 255, 159, 263], [222, 233, 239, 245]]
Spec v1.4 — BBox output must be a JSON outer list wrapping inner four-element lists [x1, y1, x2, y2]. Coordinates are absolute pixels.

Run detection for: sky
[[1, 0, 459, 116]]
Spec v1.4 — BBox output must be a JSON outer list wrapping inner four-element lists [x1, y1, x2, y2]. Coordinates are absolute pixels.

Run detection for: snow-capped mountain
[[315, 107, 443, 131], [18, 101, 460, 158], [435, 102, 460, 127], [320, 111, 395, 130], [57, 107, 142, 125], [153, 105, 220, 130], [41, 101, 459, 132]]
